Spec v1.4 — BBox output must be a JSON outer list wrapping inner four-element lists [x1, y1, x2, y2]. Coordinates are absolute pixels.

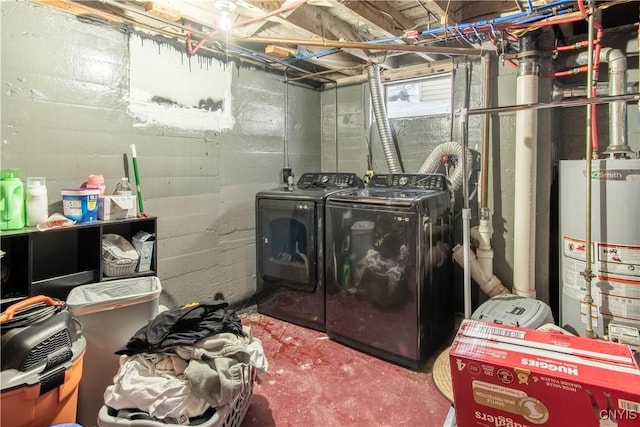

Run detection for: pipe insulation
[[512, 54, 540, 299], [568, 47, 632, 156], [417, 141, 473, 192], [452, 244, 510, 297], [367, 64, 403, 173]]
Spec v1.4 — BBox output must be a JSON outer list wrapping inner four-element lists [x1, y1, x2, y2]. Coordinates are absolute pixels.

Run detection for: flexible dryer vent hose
[[367, 64, 403, 173], [418, 141, 473, 192]]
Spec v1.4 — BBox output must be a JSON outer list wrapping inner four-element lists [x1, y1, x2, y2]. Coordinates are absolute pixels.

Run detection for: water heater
[[559, 159, 640, 343]]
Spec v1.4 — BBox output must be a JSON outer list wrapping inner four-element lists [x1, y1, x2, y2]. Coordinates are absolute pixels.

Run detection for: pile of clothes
[[103, 301, 268, 424]]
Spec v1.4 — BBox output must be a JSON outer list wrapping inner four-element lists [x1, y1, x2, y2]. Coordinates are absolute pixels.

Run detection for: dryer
[[325, 173, 454, 369], [255, 172, 363, 331]]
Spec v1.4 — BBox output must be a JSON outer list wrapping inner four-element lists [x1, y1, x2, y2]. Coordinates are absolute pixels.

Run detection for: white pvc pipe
[[475, 217, 494, 278], [513, 59, 539, 298], [452, 244, 509, 297]]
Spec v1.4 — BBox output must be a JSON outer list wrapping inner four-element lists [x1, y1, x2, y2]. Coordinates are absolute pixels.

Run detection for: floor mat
[[432, 345, 454, 403]]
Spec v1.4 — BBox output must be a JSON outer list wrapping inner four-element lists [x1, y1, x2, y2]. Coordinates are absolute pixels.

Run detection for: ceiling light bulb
[[219, 10, 232, 31], [215, 0, 236, 32]]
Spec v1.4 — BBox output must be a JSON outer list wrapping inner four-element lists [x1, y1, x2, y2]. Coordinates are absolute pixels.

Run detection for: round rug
[[432, 346, 454, 403]]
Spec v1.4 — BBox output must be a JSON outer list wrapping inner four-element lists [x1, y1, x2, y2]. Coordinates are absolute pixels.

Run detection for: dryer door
[[257, 198, 317, 291]]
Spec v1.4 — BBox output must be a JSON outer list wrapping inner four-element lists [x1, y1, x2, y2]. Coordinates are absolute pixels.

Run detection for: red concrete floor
[[239, 311, 452, 427]]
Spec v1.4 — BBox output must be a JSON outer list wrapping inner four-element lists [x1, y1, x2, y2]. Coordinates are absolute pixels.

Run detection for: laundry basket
[[66, 276, 162, 427], [97, 365, 256, 427]]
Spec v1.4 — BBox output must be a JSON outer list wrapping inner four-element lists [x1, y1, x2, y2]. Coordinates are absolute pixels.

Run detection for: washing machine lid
[[367, 173, 449, 191], [328, 188, 439, 207], [328, 173, 449, 207]]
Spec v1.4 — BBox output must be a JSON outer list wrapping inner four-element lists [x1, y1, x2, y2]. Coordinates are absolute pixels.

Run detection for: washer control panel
[[297, 173, 364, 188], [368, 173, 448, 191]]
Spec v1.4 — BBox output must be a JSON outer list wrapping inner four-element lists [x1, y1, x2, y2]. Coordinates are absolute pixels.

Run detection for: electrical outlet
[[282, 168, 293, 185]]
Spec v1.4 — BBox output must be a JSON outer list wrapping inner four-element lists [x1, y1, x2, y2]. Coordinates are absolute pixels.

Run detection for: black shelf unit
[[0, 216, 157, 301]]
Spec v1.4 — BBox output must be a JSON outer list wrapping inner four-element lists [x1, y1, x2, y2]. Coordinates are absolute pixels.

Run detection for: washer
[[325, 173, 454, 369], [255, 172, 364, 331]]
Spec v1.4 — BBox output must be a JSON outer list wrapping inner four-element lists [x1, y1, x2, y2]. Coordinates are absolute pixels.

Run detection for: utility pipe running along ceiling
[[33, 0, 639, 87]]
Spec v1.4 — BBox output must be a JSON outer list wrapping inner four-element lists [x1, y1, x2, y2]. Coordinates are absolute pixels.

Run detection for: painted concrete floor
[[239, 311, 452, 427]]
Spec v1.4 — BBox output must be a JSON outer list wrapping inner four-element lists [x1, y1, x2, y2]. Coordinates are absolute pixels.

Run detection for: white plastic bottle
[[114, 177, 133, 195], [26, 177, 49, 226]]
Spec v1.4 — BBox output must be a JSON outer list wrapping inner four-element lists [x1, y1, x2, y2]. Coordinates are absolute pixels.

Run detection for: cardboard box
[[98, 195, 137, 220], [450, 319, 640, 427], [132, 231, 154, 272]]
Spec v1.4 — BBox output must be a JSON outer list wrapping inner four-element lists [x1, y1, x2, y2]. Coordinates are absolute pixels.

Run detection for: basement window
[[385, 73, 452, 119]]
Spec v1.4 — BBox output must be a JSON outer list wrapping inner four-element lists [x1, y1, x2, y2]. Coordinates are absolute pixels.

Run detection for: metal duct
[[367, 64, 403, 173], [569, 48, 632, 156], [602, 48, 631, 156]]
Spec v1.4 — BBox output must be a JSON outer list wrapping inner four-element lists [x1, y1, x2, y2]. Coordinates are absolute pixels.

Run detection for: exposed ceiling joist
[[340, 0, 415, 34], [420, 0, 461, 25], [31, 0, 635, 86], [34, 0, 126, 23]]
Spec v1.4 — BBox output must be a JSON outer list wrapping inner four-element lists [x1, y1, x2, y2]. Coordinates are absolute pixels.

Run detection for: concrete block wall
[[320, 84, 370, 173], [1, 0, 321, 306]]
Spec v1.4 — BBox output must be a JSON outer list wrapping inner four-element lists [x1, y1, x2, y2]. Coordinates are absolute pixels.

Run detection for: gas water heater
[[559, 159, 640, 346]]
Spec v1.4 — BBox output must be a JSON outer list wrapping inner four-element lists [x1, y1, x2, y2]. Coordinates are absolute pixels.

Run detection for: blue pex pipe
[[513, 7, 573, 25], [277, 0, 577, 63], [418, 0, 576, 37], [291, 47, 340, 62]]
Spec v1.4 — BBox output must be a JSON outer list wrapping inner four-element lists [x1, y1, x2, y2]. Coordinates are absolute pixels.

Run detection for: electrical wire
[[284, 69, 290, 170]]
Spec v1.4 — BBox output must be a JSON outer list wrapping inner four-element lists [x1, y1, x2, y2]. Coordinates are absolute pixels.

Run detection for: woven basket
[[102, 234, 139, 277]]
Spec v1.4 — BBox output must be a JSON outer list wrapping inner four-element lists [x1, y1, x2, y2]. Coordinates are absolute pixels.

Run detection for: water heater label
[[598, 243, 640, 278], [600, 294, 640, 322], [563, 236, 592, 262], [563, 237, 640, 321], [584, 169, 640, 181], [579, 302, 599, 327]]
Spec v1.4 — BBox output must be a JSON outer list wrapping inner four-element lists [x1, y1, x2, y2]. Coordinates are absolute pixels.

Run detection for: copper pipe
[[240, 37, 483, 56], [582, 0, 596, 339], [480, 54, 491, 209]]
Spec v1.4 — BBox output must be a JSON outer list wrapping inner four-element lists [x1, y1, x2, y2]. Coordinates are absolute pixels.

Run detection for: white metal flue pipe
[[512, 51, 540, 299]]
